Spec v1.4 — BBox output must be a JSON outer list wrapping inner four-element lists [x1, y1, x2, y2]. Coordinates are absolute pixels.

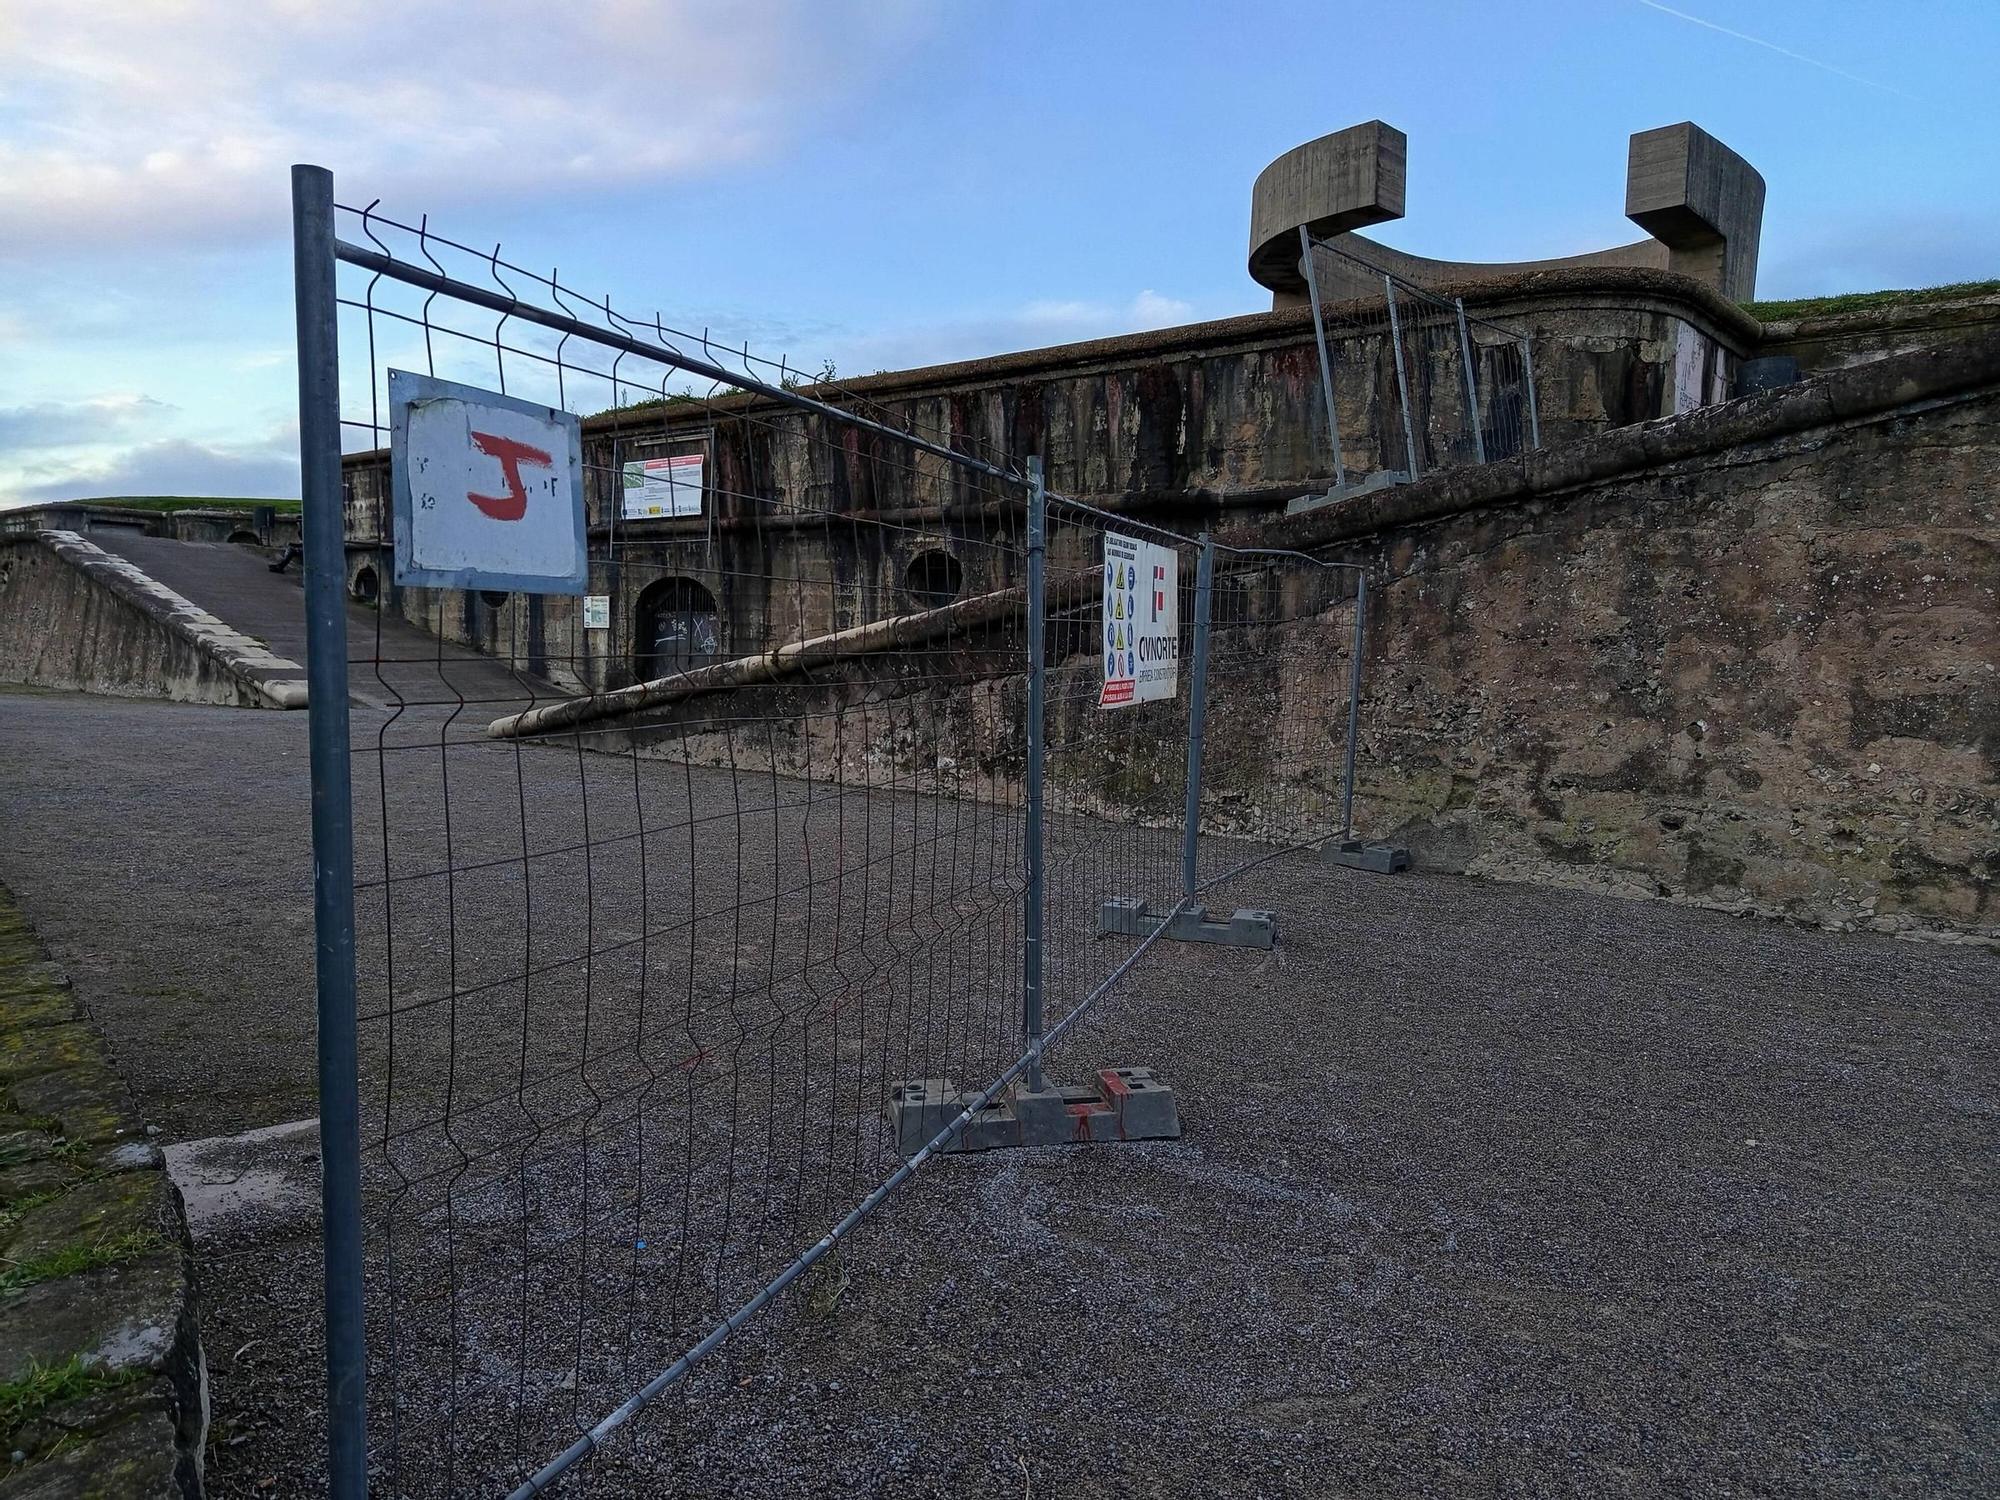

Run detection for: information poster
[[1099, 531, 1179, 708], [621, 453, 705, 519]]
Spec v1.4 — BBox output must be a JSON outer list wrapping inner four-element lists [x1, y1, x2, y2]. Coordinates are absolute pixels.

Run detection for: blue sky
[[2, 0, 1996, 507]]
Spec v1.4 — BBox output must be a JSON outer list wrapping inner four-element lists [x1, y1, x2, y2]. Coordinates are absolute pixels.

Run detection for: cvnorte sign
[[389, 370, 587, 594]]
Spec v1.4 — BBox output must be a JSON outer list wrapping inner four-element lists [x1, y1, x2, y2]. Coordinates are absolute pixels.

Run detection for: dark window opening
[[635, 577, 720, 681], [904, 549, 963, 610], [352, 566, 380, 604], [478, 590, 511, 609]]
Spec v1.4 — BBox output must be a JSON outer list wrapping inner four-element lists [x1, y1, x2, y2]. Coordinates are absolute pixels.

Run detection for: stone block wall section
[[0, 532, 306, 710], [1251, 331, 2000, 944], [0, 883, 207, 1497], [1758, 288, 2000, 377], [500, 332, 2000, 945]]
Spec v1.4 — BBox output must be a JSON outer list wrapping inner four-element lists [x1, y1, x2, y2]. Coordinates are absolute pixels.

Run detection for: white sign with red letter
[[390, 370, 587, 594], [1098, 530, 1179, 709]]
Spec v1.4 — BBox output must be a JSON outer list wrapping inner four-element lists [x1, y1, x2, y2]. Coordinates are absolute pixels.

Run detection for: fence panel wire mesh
[[1038, 497, 1201, 1018], [308, 188, 1362, 1495], [329, 202, 1043, 1495], [1192, 547, 1359, 895], [1299, 230, 1541, 487]]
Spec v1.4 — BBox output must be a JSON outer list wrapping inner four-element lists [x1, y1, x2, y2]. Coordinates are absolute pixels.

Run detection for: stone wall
[[0, 533, 306, 709], [0, 882, 207, 1496], [1255, 334, 2000, 943], [1758, 289, 2000, 376], [513, 335, 2000, 945], [343, 266, 1758, 695]]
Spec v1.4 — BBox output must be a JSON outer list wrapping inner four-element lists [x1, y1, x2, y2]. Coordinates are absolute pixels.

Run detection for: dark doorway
[[635, 577, 720, 680]]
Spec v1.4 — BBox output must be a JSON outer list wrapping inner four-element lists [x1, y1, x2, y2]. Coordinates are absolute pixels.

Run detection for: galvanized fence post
[[291, 163, 367, 1500], [1383, 273, 1420, 478], [1340, 570, 1368, 840], [1520, 333, 1542, 449], [1180, 533, 1215, 903], [1454, 296, 1487, 465], [1023, 457, 1047, 1093], [1298, 226, 1347, 492]]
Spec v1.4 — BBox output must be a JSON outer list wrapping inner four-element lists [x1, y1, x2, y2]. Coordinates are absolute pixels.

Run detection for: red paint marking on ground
[[466, 431, 554, 521]]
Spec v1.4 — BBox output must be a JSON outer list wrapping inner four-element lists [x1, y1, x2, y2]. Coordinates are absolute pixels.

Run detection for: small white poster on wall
[[1099, 530, 1179, 709], [621, 453, 704, 519], [582, 595, 611, 630]]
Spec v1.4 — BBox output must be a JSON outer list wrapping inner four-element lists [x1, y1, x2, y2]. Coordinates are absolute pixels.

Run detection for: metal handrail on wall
[[1298, 226, 1542, 494]]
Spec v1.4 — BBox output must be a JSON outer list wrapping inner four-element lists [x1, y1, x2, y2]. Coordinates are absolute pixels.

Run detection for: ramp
[[0, 530, 306, 708], [3, 529, 551, 711]]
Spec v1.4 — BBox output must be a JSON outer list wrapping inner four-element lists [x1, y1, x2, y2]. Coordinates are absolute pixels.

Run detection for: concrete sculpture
[[1252, 119, 1764, 306]]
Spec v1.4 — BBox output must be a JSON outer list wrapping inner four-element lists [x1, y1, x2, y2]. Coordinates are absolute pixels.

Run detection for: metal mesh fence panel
[[300, 177, 1347, 1495], [1298, 229, 1542, 488], [294, 163, 1408, 1495], [320, 197, 1059, 1495], [1036, 498, 1204, 1058], [1192, 546, 1360, 894]]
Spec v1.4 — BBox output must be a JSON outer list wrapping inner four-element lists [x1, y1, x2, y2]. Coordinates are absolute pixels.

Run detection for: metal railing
[[1298, 228, 1541, 494]]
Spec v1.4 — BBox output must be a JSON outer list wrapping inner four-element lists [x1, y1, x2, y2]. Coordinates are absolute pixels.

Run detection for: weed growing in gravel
[[804, 1249, 849, 1321]]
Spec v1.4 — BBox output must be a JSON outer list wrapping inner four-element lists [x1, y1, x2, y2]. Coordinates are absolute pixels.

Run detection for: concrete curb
[[32, 532, 307, 710], [0, 883, 208, 1497]]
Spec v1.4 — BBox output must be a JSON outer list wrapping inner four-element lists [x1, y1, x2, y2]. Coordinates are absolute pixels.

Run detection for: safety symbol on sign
[[1098, 530, 1178, 709]]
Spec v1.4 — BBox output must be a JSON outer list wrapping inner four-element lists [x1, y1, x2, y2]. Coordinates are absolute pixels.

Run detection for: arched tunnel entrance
[[634, 577, 720, 681]]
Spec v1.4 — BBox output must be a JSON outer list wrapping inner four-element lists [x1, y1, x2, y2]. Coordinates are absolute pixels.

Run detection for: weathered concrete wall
[[1759, 290, 2000, 376], [0, 882, 207, 1496], [511, 335, 2000, 945], [0, 533, 306, 709], [1255, 336, 2000, 944], [343, 267, 1759, 695], [0, 505, 299, 550]]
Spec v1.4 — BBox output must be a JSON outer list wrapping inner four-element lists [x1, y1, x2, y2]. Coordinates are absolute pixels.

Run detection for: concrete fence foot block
[[1097, 897, 1276, 949], [1320, 838, 1411, 874], [887, 1067, 1183, 1154]]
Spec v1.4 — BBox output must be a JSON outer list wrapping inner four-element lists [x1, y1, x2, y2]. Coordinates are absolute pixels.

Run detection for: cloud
[[0, 0, 932, 257], [7, 434, 299, 506], [0, 395, 171, 449], [1629, 0, 1915, 101]]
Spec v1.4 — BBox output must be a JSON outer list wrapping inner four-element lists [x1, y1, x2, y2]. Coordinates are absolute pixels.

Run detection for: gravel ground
[[1, 683, 1995, 1498]]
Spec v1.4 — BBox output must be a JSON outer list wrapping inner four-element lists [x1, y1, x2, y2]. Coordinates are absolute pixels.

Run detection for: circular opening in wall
[[904, 549, 963, 610], [478, 590, 511, 609], [227, 529, 261, 546], [351, 566, 379, 604]]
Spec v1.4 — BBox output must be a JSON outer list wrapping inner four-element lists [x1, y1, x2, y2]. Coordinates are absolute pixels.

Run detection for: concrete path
[[1, 683, 1994, 1498], [80, 529, 546, 710]]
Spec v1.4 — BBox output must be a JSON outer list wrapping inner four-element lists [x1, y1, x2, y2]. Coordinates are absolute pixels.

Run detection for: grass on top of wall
[[1744, 279, 2000, 320], [60, 495, 303, 514]]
